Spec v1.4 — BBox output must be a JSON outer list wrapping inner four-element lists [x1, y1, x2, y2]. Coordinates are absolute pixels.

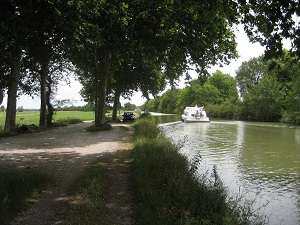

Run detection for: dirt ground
[[0, 121, 135, 225]]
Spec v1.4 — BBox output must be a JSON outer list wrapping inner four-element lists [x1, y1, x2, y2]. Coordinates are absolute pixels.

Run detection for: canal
[[154, 114, 300, 225]]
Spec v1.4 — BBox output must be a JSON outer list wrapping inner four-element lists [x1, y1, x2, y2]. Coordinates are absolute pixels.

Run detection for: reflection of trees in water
[[296, 128, 300, 145], [153, 114, 181, 124]]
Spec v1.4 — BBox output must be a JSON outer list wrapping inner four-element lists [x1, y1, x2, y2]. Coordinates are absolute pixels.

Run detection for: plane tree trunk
[[112, 89, 121, 121], [39, 61, 48, 127], [95, 50, 111, 126], [0, 89, 3, 105], [4, 48, 21, 134], [46, 76, 54, 126]]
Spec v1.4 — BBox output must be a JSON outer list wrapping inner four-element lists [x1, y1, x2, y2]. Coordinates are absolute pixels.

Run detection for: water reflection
[[152, 114, 181, 124], [159, 119, 300, 225]]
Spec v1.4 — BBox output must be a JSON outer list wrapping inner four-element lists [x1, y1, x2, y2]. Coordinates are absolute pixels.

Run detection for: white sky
[[2, 26, 267, 109]]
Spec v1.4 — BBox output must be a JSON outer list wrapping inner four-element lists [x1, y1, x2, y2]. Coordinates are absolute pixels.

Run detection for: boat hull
[[181, 115, 210, 123]]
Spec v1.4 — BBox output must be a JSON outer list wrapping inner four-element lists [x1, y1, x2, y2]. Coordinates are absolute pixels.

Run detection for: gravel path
[[0, 121, 135, 225]]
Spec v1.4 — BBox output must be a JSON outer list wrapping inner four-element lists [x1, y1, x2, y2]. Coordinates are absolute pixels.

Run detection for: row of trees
[[1, 0, 299, 133], [143, 51, 300, 124]]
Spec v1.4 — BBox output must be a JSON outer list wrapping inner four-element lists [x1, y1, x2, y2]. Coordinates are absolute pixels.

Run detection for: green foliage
[[239, 0, 299, 58], [0, 172, 48, 223], [124, 102, 136, 111], [0, 111, 95, 133], [206, 101, 241, 120], [143, 97, 161, 112], [196, 82, 221, 105], [158, 88, 179, 113], [242, 76, 284, 121], [281, 111, 300, 125], [208, 70, 239, 103], [176, 87, 197, 113], [235, 56, 269, 98], [176, 71, 240, 118], [133, 117, 160, 139], [133, 108, 142, 116]]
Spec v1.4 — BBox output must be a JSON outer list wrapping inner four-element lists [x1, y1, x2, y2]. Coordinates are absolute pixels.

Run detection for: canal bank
[[132, 117, 264, 225], [157, 116, 300, 225]]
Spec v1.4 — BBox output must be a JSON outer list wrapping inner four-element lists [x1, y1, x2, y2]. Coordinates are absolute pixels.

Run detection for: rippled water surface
[[159, 119, 300, 225]]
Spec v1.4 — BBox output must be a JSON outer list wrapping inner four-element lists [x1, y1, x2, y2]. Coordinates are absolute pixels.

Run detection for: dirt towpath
[[0, 121, 135, 225]]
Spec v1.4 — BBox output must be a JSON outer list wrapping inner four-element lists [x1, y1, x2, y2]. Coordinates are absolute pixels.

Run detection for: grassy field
[[0, 110, 138, 133], [0, 111, 95, 126], [0, 111, 101, 133]]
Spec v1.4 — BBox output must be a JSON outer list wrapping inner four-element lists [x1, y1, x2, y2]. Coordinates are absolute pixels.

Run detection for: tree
[[239, 0, 300, 58], [268, 50, 300, 124], [243, 76, 284, 121], [124, 102, 136, 111], [65, 0, 240, 127], [236, 56, 269, 98], [196, 83, 221, 105], [0, 0, 25, 133], [0, 89, 3, 105], [143, 97, 161, 112], [0, 0, 71, 132], [157, 88, 179, 114], [207, 70, 239, 103]]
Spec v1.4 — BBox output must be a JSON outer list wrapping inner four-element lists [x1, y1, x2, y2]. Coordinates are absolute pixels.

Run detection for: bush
[[281, 111, 300, 125]]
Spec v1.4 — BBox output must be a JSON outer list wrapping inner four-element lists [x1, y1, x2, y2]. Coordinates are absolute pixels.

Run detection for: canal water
[[155, 114, 300, 225]]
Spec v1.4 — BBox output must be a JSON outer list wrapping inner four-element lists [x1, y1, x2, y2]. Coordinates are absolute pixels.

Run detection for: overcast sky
[[2, 26, 267, 109]]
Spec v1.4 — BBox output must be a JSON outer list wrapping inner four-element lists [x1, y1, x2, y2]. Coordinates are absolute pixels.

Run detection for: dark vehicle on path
[[122, 112, 135, 122]]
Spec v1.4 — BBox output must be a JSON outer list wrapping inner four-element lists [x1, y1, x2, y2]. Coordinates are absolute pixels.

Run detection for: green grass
[[0, 172, 48, 224], [0, 111, 96, 133], [62, 163, 108, 225], [131, 117, 264, 225]]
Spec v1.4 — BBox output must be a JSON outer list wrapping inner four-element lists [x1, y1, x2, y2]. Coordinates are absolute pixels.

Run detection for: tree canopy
[[239, 0, 300, 58], [1, 0, 300, 132]]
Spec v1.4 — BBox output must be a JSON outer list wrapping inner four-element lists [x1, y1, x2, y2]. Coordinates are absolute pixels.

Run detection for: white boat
[[181, 106, 210, 122]]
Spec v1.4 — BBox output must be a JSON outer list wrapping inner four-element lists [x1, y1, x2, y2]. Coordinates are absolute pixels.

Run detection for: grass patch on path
[[61, 150, 133, 225], [0, 172, 48, 224]]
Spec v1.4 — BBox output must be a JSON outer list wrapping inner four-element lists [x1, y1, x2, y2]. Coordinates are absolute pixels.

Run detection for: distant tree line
[[143, 51, 300, 125]]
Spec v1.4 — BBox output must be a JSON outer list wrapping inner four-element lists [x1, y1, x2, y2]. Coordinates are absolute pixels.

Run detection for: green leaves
[[239, 0, 300, 57]]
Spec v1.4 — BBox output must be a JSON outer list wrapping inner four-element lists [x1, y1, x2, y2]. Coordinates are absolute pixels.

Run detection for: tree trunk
[[46, 76, 54, 126], [39, 62, 48, 127], [95, 50, 111, 126], [0, 89, 3, 105], [4, 48, 21, 134], [112, 89, 121, 120]]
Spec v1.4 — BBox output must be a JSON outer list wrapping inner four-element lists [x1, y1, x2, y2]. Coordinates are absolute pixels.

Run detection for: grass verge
[[62, 163, 107, 225], [131, 117, 263, 225], [0, 171, 48, 224]]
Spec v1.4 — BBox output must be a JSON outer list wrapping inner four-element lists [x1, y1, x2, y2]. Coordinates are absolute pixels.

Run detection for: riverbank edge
[[131, 116, 264, 225]]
